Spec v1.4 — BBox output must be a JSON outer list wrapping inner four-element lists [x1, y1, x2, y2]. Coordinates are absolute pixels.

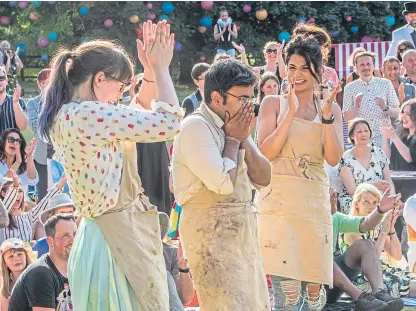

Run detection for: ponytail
[[38, 49, 74, 143]]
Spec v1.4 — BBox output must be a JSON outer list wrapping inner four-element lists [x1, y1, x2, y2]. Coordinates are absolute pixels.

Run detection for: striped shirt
[[0, 185, 61, 244], [0, 94, 26, 133]]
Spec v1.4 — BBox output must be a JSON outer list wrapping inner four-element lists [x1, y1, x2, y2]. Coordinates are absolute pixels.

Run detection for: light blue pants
[[217, 48, 236, 58], [50, 159, 69, 193]]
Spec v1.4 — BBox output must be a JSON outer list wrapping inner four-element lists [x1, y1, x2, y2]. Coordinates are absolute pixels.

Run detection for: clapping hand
[[57, 173, 67, 190], [10, 169, 20, 188], [232, 42, 245, 54], [276, 40, 285, 56], [13, 85, 21, 107], [287, 75, 299, 116], [375, 97, 387, 111], [398, 83, 405, 103], [354, 93, 363, 109], [322, 82, 341, 119], [378, 188, 401, 213], [25, 138, 36, 158]]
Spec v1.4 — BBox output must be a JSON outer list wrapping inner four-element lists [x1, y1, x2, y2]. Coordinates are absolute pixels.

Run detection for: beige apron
[[180, 148, 270, 311], [96, 141, 169, 311], [258, 96, 333, 286]]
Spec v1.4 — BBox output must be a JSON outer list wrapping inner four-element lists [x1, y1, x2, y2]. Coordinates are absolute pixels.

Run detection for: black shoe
[[355, 292, 388, 311], [374, 289, 405, 311]]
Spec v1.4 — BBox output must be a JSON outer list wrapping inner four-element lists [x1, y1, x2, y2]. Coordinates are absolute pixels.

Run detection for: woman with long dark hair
[[256, 35, 343, 310], [0, 129, 38, 199], [37, 21, 183, 310]]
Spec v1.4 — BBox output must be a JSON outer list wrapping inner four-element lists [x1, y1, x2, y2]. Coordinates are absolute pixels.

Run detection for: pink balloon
[[346, 16, 352, 22], [309, 17, 315, 23], [201, 1, 214, 9], [243, 4, 252, 13], [146, 2, 153, 9], [200, 56, 206, 62], [104, 19, 113, 28], [18, 1, 28, 9], [146, 11, 156, 20], [37, 37, 49, 47], [361, 35, 374, 43], [236, 25, 241, 31], [0, 16, 10, 26]]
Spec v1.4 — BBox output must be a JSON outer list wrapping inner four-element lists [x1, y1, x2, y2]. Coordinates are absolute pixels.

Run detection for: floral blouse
[[338, 146, 388, 214], [50, 100, 184, 218]]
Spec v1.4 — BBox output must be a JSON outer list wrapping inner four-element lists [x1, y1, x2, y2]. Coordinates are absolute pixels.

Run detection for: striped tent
[[332, 41, 391, 80]]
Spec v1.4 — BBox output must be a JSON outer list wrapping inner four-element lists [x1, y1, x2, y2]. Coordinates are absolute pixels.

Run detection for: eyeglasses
[[7, 137, 22, 144], [0, 76, 6, 81], [106, 74, 132, 90], [266, 49, 278, 54], [225, 92, 255, 105]]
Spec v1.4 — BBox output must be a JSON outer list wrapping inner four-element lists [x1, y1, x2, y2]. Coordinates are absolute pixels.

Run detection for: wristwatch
[[383, 104, 389, 112], [178, 267, 190, 273], [322, 114, 335, 124], [376, 204, 386, 215]]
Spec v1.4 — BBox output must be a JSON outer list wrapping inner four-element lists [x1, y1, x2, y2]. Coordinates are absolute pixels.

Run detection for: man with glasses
[[0, 65, 27, 133], [172, 59, 271, 309], [181, 62, 210, 118]]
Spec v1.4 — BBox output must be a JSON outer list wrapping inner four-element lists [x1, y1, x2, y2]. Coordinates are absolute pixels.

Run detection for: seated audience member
[[8, 214, 76, 311], [340, 184, 411, 299], [404, 195, 416, 272], [329, 188, 404, 310], [0, 238, 36, 311], [0, 171, 66, 244], [26, 69, 52, 201], [181, 63, 210, 117], [0, 129, 38, 198], [159, 212, 194, 308], [382, 99, 416, 171]]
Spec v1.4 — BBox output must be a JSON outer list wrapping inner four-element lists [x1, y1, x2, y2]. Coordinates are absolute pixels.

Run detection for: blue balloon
[[41, 54, 48, 61], [47, 32, 57, 41], [8, 1, 16, 7], [33, 1, 41, 7], [278, 31, 290, 42], [274, 8, 281, 15], [159, 14, 169, 21], [331, 31, 340, 38], [299, 16, 307, 23], [161, 2, 174, 14], [351, 26, 359, 33], [16, 43, 26, 55], [385, 15, 395, 27], [79, 6, 89, 16], [174, 42, 182, 52], [200, 16, 213, 27]]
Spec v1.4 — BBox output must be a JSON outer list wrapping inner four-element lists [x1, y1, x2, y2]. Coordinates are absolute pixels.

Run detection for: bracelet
[[383, 105, 389, 112], [178, 267, 190, 273], [225, 136, 241, 144], [376, 205, 386, 215], [388, 231, 396, 236], [143, 77, 155, 83]]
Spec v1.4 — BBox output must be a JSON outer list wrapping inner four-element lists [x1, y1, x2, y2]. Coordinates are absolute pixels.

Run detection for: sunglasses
[[0, 76, 6, 81], [7, 137, 22, 144], [266, 49, 278, 54]]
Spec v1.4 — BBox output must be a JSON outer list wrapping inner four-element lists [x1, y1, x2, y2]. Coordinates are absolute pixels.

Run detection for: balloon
[[274, 7, 281, 15], [41, 54, 48, 61], [200, 16, 213, 27], [161, 2, 174, 14], [361, 35, 374, 43], [198, 26, 207, 33], [331, 31, 340, 37], [256, 9, 268, 21], [299, 16, 307, 23], [47, 32, 57, 41], [29, 12, 38, 21], [159, 14, 168, 21], [16, 43, 25, 55], [236, 25, 241, 31], [346, 16, 352, 22], [130, 15, 139, 23], [385, 15, 395, 27], [146, 11, 156, 20], [278, 31, 290, 42], [79, 6, 89, 16], [8, 1, 16, 7], [200, 56, 206, 62], [174, 42, 182, 52], [201, 1, 214, 10], [104, 19, 113, 28], [0, 16, 11, 26], [19, 1, 28, 9], [243, 4, 252, 13], [146, 2, 153, 9], [33, 1, 41, 7], [37, 37, 49, 48], [309, 17, 316, 23], [351, 26, 359, 33]]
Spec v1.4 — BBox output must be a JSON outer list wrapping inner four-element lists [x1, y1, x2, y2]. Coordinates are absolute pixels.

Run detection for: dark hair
[[45, 214, 75, 237], [38, 40, 134, 143], [0, 129, 27, 175], [348, 118, 372, 145], [383, 56, 401, 67], [284, 35, 323, 84], [396, 40, 415, 62], [204, 59, 257, 105], [219, 6, 228, 15], [292, 23, 332, 63], [37, 69, 51, 83], [0, 181, 24, 230], [258, 72, 279, 104], [396, 99, 416, 140], [354, 51, 376, 66], [191, 63, 210, 81]]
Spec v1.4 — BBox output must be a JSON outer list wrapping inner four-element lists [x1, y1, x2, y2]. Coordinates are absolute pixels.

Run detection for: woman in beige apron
[[178, 106, 271, 311], [38, 22, 184, 310], [256, 35, 343, 311]]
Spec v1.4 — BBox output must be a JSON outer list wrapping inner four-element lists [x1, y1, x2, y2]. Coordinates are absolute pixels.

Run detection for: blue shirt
[[33, 237, 49, 257]]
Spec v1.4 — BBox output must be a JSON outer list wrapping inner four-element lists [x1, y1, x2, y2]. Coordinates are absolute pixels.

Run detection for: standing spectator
[[402, 49, 416, 86], [346, 48, 383, 85], [383, 57, 415, 103], [0, 41, 23, 96], [395, 40, 414, 76], [0, 129, 38, 197], [26, 69, 51, 202], [343, 52, 400, 148], [181, 63, 210, 117], [0, 68, 27, 132], [8, 214, 76, 311], [213, 7, 238, 57], [253, 41, 286, 80]]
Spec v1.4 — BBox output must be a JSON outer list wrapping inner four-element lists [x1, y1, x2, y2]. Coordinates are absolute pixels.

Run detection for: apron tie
[[296, 155, 313, 179]]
